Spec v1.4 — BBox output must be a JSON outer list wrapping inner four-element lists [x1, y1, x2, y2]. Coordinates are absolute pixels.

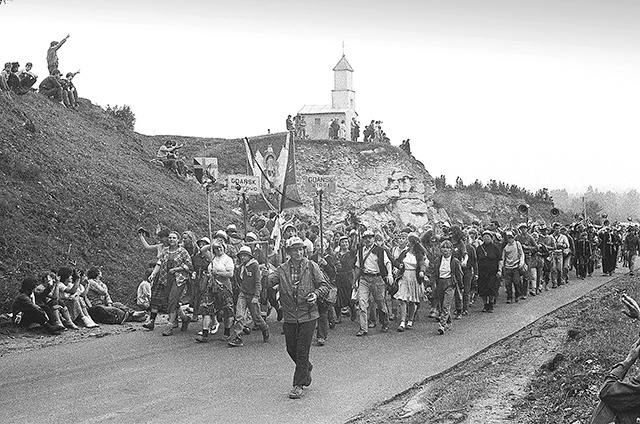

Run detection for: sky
[[2, 0, 640, 194]]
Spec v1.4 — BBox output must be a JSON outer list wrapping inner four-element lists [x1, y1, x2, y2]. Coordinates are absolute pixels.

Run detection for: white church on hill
[[298, 55, 358, 140]]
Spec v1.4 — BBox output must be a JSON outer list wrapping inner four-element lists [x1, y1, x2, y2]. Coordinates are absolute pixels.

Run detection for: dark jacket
[[431, 255, 463, 291], [591, 361, 640, 424], [269, 257, 330, 323], [238, 258, 261, 297], [38, 75, 61, 91]]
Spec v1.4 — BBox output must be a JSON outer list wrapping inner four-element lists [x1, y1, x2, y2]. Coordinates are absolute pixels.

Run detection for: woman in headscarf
[[148, 231, 193, 335], [393, 233, 427, 332], [476, 230, 503, 313], [333, 235, 357, 322], [196, 239, 234, 342], [421, 229, 441, 318]]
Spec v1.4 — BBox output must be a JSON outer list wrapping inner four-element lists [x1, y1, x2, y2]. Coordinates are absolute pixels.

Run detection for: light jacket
[[269, 257, 330, 323]]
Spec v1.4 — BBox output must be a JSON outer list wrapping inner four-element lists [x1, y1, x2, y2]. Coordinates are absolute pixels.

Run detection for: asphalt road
[[0, 273, 616, 424]]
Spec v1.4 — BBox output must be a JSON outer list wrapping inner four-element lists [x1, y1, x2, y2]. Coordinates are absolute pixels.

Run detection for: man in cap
[[516, 224, 536, 296], [551, 222, 570, 286], [268, 236, 330, 399], [47, 34, 70, 75], [18, 62, 38, 89], [502, 231, 525, 303], [227, 246, 269, 347], [354, 230, 393, 336], [624, 226, 640, 276]]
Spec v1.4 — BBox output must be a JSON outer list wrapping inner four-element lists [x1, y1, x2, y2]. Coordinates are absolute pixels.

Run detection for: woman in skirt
[[394, 233, 427, 332]]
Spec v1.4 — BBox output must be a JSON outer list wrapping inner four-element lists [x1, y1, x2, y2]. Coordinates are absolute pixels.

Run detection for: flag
[[193, 157, 218, 184], [242, 132, 302, 212], [279, 132, 302, 211]]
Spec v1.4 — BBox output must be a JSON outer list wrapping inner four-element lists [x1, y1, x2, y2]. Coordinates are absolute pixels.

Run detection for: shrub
[[105, 104, 136, 131]]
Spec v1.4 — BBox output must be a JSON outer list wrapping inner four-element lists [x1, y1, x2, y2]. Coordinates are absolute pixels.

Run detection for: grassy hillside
[[0, 94, 238, 311]]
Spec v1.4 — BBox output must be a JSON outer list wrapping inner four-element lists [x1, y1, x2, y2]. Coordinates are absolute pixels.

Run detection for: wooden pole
[[206, 185, 212, 243], [242, 192, 248, 237], [319, 189, 324, 256]]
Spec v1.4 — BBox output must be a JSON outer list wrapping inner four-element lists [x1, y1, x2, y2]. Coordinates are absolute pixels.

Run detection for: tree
[[105, 104, 136, 131]]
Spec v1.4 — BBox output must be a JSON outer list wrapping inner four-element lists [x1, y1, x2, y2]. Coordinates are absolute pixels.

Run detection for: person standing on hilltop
[[47, 34, 70, 75], [286, 114, 294, 132], [351, 117, 360, 142]]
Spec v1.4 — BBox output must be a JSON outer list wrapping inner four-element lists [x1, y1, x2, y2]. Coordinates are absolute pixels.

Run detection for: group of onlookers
[[11, 266, 146, 335], [1, 34, 80, 108], [286, 114, 308, 140]]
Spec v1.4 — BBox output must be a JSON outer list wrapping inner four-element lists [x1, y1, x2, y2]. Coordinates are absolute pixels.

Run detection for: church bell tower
[[332, 55, 355, 110]]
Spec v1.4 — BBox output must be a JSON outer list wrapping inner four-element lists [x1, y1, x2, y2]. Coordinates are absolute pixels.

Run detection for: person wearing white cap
[[227, 246, 269, 347], [268, 236, 330, 399], [354, 230, 392, 336], [189, 237, 211, 331], [502, 231, 525, 303]]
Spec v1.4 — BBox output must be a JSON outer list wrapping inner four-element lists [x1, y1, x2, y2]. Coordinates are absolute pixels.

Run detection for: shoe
[[437, 325, 445, 335], [514, 298, 519, 303], [43, 322, 63, 335], [519, 296, 526, 300], [454, 313, 462, 320], [210, 322, 220, 334], [63, 320, 80, 330], [316, 338, 325, 346], [162, 325, 173, 336], [82, 316, 100, 328], [368, 322, 377, 329], [381, 324, 389, 333], [388, 315, 395, 321], [397, 322, 405, 332], [227, 336, 244, 347], [288, 386, 304, 399], [130, 311, 148, 322], [194, 334, 209, 343], [406, 321, 413, 329], [552, 285, 557, 289], [119, 311, 131, 325], [222, 329, 232, 340], [461, 310, 468, 316], [355, 330, 368, 337], [529, 290, 536, 296], [506, 299, 513, 304], [142, 321, 155, 330], [444, 323, 452, 332], [329, 321, 335, 329], [262, 328, 270, 342], [242, 326, 251, 335]]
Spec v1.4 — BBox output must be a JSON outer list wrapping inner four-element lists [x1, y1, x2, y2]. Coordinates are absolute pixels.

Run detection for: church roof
[[333, 55, 354, 72], [298, 104, 348, 115]]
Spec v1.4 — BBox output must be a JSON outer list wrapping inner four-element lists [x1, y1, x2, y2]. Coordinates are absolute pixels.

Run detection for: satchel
[[325, 285, 338, 304], [387, 278, 399, 297]]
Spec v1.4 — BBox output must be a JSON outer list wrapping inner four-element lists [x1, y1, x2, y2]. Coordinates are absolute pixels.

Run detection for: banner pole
[[319, 189, 324, 256], [242, 192, 248, 237], [207, 185, 212, 243]]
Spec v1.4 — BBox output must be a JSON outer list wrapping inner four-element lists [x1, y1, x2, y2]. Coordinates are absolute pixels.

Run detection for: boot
[[82, 315, 100, 328], [49, 309, 66, 331], [43, 322, 63, 335], [60, 308, 79, 329]]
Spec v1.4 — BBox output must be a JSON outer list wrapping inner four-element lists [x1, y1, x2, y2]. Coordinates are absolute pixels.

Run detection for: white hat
[[237, 245, 253, 258], [285, 236, 305, 250]]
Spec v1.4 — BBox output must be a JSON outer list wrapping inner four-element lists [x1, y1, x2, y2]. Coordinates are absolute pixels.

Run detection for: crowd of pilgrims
[[11, 217, 639, 340]]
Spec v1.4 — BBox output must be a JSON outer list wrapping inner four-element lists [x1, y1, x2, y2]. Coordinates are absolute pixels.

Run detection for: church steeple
[[332, 54, 355, 110]]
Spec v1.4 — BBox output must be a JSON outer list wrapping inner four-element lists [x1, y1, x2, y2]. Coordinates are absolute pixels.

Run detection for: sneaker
[[381, 324, 389, 333], [519, 296, 526, 300], [355, 330, 368, 337], [227, 336, 244, 347], [142, 321, 155, 330], [211, 322, 220, 334], [397, 322, 405, 332], [262, 328, 270, 342], [406, 321, 413, 329], [437, 325, 445, 335], [368, 322, 377, 329], [288, 386, 304, 399], [316, 338, 325, 346], [194, 334, 209, 343]]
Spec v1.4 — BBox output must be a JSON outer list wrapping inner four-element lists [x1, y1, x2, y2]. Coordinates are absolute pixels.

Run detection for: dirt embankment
[[349, 274, 639, 424]]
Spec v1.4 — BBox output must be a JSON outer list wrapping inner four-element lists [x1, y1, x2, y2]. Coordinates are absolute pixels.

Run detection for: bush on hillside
[[105, 104, 136, 131]]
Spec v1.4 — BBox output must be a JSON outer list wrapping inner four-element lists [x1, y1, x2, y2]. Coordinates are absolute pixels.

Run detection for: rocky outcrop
[[293, 140, 439, 228]]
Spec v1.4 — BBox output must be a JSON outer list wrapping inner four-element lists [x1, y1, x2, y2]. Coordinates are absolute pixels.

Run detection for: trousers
[[283, 319, 316, 387], [357, 274, 388, 332]]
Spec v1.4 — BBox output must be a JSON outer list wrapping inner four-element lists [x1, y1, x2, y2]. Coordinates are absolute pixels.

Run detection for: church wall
[[300, 112, 347, 140]]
